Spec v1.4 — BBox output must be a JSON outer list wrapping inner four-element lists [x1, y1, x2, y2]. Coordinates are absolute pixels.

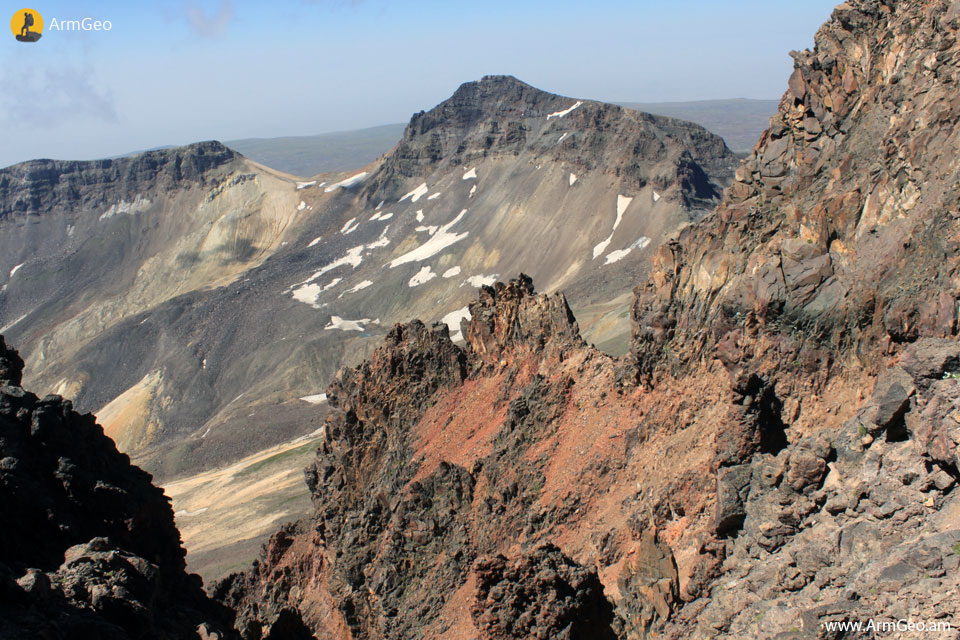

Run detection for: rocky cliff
[[218, 1, 960, 638], [0, 334, 238, 639]]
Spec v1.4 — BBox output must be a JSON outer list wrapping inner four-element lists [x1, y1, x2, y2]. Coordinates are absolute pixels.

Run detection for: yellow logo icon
[[11, 8, 43, 42]]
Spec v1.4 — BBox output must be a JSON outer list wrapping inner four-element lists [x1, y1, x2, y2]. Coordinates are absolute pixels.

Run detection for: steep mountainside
[[219, 1, 960, 638], [0, 77, 735, 578], [0, 335, 238, 639]]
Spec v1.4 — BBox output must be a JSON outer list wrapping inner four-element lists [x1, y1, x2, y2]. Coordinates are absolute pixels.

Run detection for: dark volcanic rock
[[472, 545, 617, 640], [0, 336, 23, 386], [362, 75, 737, 209], [0, 335, 236, 639]]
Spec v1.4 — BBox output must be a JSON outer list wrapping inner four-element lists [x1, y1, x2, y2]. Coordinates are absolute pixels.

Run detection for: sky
[[1, 0, 841, 168]]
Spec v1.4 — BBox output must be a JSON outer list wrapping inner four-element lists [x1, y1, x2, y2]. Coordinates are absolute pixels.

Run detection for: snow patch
[[558, 132, 569, 143], [343, 280, 374, 295], [324, 172, 368, 192], [462, 274, 499, 288], [388, 209, 470, 268], [307, 236, 322, 247], [442, 266, 461, 278], [375, 200, 385, 210], [569, 173, 577, 186], [603, 237, 651, 265], [297, 201, 307, 211], [615, 195, 633, 230], [400, 182, 429, 203], [653, 191, 661, 202], [343, 220, 360, 234], [462, 167, 477, 180], [592, 237, 613, 260], [408, 266, 437, 287], [469, 185, 477, 198], [324, 316, 371, 332], [427, 192, 441, 200], [300, 393, 327, 405], [547, 100, 583, 120], [378, 213, 393, 220], [340, 217, 357, 233], [367, 226, 391, 249], [292, 283, 323, 308], [416, 210, 425, 222], [441, 306, 472, 342], [416, 225, 439, 236], [323, 278, 342, 291], [9, 263, 23, 279], [296, 181, 316, 190]]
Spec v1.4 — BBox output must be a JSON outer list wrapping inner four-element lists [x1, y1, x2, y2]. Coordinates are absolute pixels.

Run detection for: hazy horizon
[[2, 0, 840, 168]]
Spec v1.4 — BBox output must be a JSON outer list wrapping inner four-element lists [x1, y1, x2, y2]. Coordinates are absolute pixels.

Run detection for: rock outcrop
[[0, 335, 237, 639]]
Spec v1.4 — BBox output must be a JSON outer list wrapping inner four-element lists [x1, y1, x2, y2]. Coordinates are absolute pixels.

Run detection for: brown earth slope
[[217, 0, 960, 638]]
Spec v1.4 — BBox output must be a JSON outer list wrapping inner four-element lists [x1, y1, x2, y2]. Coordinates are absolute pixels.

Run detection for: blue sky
[[2, 0, 840, 167]]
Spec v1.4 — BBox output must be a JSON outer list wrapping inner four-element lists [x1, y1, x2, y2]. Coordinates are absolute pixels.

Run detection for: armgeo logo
[[11, 8, 43, 42], [11, 8, 113, 43]]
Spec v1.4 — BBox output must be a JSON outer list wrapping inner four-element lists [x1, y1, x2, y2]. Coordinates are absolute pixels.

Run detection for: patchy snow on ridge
[[324, 316, 371, 332], [462, 274, 499, 288], [388, 209, 470, 268], [603, 237, 652, 265], [462, 167, 477, 180], [400, 182, 429, 203], [292, 283, 324, 308], [593, 195, 634, 260], [569, 173, 577, 186], [307, 236, 323, 247], [441, 306, 472, 342], [344, 280, 374, 294], [296, 181, 317, 190], [442, 266, 461, 278], [615, 195, 633, 230], [592, 237, 613, 260], [546, 100, 583, 120], [408, 266, 437, 287], [9, 263, 24, 279], [324, 172, 368, 192], [300, 393, 327, 404], [367, 226, 391, 249]]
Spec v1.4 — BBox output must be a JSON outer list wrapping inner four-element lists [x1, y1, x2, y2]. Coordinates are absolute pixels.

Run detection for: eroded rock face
[[472, 545, 617, 640], [633, 0, 960, 376], [0, 335, 236, 639]]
